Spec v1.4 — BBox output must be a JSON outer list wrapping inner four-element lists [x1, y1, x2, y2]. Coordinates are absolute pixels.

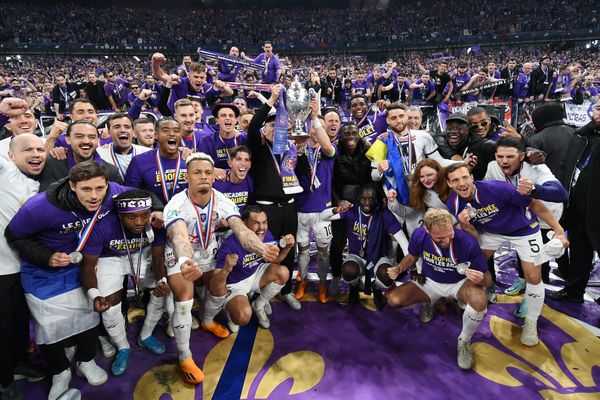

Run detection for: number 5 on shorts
[[528, 239, 540, 253]]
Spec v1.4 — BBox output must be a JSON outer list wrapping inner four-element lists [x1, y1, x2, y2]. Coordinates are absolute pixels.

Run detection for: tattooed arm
[[167, 220, 194, 259], [228, 216, 280, 262]]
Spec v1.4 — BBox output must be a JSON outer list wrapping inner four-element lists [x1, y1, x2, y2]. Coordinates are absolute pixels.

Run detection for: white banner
[[564, 101, 593, 127]]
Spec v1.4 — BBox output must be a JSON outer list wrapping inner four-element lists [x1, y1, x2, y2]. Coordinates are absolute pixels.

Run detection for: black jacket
[[85, 80, 111, 110], [332, 140, 373, 205], [38, 155, 123, 192], [530, 121, 575, 177], [435, 133, 496, 180], [530, 66, 554, 97]]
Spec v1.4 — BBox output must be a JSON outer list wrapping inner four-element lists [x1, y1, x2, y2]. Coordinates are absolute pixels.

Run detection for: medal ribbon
[[155, 150, 181, 202], [392, 129, 413, 173], [358, 210, 373, 252], [308, 145, 321, 190], [430, 238, 457, 265], [183, 133, 197, 151], [267, 142, 283, 177], [74, 206, 103, 252], [189, 190, 214, 252], [218, 134, 238, 161], [504, 165, 522, 189], [109, 143, 135, 180]]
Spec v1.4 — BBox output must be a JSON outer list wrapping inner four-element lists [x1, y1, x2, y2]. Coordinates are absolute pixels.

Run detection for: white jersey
[[97, 143, 151, 178], [0, 157, 40, 275], [164, 188, 240, 267], [484, 161, 563, 230]]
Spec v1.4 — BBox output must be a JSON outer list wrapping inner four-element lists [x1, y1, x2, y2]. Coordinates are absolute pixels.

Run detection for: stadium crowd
[[0, 2, 600, 400]]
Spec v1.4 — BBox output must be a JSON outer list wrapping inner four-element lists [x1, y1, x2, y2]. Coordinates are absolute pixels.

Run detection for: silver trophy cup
[[286, 77, 313, 137]]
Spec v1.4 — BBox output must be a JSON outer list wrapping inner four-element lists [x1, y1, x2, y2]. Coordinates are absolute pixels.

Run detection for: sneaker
[[328, 277, 341, 297], [166, 319, 175, 338], [201, 322, 230, 339], [98, 336, 116, 358], [514, 300, 528, 319], [110, 349, 130, 376], [457, 339, 473, 370], [0, 382, 24, 400], [295, 281, 308, 300], [373, 289, 385, 310], [13, 359, 45, 382], [179, 357, 204, 384], [252, 300, 271, 329], [226, 313, 239, 333], [48, 369, 71, 400], [57, 389, 81, 400], [486, 286, 497, 304], [318, 284, 328, 304], [137, 336, 166, 355], [75, 360, 108, 386], [505, 278, 526, 296], [420, 303, 435, 324], [348, 285, 360, 305], [191, 315, 200, 330], [278, 293, 301, 311], [263, 301, 272, 316], [520, 319, 539, 346]]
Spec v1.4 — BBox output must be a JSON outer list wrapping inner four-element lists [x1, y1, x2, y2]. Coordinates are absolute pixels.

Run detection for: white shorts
[[97, 255, 156, 296], [296, 212, 332, 247], [479, 230, 543, 264], [225, 263, 270, 303], [416, 278, 468, 306], [165, 247, 217, 277], [343, 254, 395, 275]]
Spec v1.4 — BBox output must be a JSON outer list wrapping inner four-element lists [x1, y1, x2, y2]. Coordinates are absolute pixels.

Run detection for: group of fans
[[0, 44, 599, 400]]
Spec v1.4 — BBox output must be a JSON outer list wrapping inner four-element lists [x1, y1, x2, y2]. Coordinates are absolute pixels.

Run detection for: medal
[[69, 251, 83, 264], [456, 261, 471, 275], [200, 250, 210, 260], [359, 249, 364, 258], [279, 237, 287, 248]]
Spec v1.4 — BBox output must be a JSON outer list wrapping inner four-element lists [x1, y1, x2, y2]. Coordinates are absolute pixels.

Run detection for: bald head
[[8, 133, 46, 175]]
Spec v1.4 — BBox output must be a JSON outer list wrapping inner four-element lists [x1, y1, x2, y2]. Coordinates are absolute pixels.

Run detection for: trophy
[[286, 77, 313, 138]]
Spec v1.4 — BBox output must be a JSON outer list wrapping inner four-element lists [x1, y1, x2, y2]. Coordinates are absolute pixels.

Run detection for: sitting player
[[386, 209, 491, 370]]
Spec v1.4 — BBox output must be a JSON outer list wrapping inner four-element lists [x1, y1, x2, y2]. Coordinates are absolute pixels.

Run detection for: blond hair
[[423, 209, 454, 230], [174, 98, 194, 112]]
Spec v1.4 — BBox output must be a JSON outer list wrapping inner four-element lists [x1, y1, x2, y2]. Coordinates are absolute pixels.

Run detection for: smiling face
[[350, 97, 367, 119], [446, 121, 469, 147], [446, 166, 475, 200], [245, 211, 268, 240], [108, 116, 134, 151], [8, 109, 36, 135], [419, 166, 438, 189], [240, 113, 253, 132], [174, 104, 196, 135], [387, 108, 408, 135], [228, 150, 251, 181], [8, 134, 46, 175], [134, 121, 155, 147], [496, 146, 525, 176], [189, 71, 207, 91], [468, 112, 491, 138], [66, 123, 99, 162], [69, 176, 107, 212], [216, 107, 237, 137], [340, 125, 359, 152], [426, 223, 455, 249], [323, 111, 340, 141], [156, 120, 182, 157], [359, 187, 376, 214], [406, 109, 422, 130], [71, 101, 97, 125]]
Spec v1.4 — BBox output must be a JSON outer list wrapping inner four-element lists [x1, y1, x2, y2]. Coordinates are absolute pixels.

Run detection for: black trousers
[[330, 218, 347, 279], [564, 207, 596, 297], [39, 325, 98, 375], [0, 273, 29, 387], [258, 201, 298, 295]]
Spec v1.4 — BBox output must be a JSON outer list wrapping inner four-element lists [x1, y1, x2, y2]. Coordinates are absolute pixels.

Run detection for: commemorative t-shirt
[[213, 175, 253, 212], [296, 146, 335, 213], [409, 226, 488, 284], [254, 53, 281, 84], [104, 78, 129, 107], [340, 207, 401, 258], [215, 230, 275, 284], [163, 188, 240, 264], [446, 180, 539, 236], [125, 149, 187, 204], [198, 132, 248, 170], [168, 78, 222, 113], [352, 80, 370, 96]]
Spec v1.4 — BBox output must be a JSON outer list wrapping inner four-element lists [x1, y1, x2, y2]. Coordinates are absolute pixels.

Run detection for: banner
[[564, 101, 593, 127], [448, 100, 512, 123]]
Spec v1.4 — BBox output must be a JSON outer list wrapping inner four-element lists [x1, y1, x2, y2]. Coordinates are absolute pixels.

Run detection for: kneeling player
[[321, 184, 404, 307], [209, 205, 293, 330], [386, 209, 491, 370], [81, 190, 169, 376]]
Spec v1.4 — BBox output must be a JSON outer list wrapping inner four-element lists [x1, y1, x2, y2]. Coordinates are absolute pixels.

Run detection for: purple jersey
[[216, 230, 275, 284], [180, 131, 205, 151], [217, 60, 243, 82], [296, 146, 335, 213], [514, 73, 531, 99], [197, 132, 247, 170], [352, 114, 378, 144], [213, 175, 253, 212], [82, 212, 165, 258], [453, 72, 471, 92], [254, 53, 281, 84], [411, 79, 435, 101], [340, 207, 401, 264], [125, 149, 187, 204], [167, 78, 222, 114], [104, 78, 129, 107], [446, 180, 539, 236], [409, 227, 488, 284], [352, 80, 370, 96]]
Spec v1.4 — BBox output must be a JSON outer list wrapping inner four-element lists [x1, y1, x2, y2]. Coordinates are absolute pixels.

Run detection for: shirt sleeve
[[164, 195, 186, 228], [466, 235, 488, 273], [407, 227, 425, 257]]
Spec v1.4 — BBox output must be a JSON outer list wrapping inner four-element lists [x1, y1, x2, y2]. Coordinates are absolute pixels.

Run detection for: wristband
[[311, 118, 322, 129], [157, 277, 167, 285], [177, 256, 192, 272], [87, 288, 100, 301]]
